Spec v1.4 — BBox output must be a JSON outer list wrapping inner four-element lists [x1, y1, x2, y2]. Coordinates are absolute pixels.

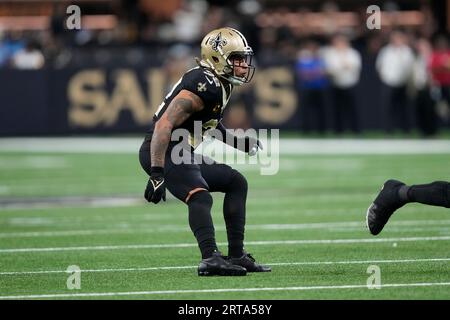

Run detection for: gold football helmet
[[197, 27, 255, 86]]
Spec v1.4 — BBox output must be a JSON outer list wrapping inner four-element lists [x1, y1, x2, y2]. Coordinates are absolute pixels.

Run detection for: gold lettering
[[254, 67, 297, 124], [68, 69, 108, 127], [147, 69, 165, 116], [105, 69, 152, 126]]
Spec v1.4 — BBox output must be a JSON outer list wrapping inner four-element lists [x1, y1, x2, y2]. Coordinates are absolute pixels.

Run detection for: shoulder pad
[[182, 67, 221, 106], [183, 67, 220, 95]]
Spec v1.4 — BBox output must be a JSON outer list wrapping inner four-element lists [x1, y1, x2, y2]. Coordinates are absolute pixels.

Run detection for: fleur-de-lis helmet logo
[[208, 32, 227, 52]]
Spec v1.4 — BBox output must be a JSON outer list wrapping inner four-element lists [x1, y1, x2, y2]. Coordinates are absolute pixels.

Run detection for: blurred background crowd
[[1, 0, 450, 136]]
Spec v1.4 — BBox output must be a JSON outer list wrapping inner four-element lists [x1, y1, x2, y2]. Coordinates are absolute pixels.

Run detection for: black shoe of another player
[[366, 179, 406, 236], [198, 251, 247, 276], [228, 252, 272, 272]]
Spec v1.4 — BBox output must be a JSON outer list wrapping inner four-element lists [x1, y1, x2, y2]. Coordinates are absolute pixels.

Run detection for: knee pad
[[229, 169, 248, 193]]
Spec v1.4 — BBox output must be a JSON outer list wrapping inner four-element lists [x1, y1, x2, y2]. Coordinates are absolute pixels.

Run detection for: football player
[[139, 27, 271, 276], [367, 180, 450, 235]]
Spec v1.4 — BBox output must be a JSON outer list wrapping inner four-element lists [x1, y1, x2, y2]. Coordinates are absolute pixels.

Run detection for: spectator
[[11, 41, 45, 70], [413, 37, 437, 136], [0, 31, 8, 67], [429, 34, 450, 128], [172, 0, 207, 43], [0, 31, 25, 68], [323, 34, 362, 134], [376, 30, 415, 133], [257, 27, 282, 65], [295, 39, 329, 134]]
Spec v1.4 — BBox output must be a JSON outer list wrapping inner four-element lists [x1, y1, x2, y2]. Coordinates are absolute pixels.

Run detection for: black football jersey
[[152, 66, 233, 148]]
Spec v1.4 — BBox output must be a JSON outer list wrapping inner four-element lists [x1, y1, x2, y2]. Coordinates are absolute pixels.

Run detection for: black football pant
[[139, 137, 247, 259]]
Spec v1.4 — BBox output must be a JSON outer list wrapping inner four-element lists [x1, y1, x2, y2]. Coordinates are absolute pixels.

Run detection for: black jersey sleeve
[[182, 68, 221, 109]]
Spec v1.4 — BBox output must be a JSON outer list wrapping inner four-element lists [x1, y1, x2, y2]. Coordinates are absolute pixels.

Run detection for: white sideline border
[[1, 257, 448, 276], [1, 138, 450, 154], [0, 236, 449, 253], [0, 282, 449, 299]]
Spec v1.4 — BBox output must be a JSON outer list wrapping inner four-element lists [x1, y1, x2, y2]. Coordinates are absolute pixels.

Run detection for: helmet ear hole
[[212, 56, 219, 63]]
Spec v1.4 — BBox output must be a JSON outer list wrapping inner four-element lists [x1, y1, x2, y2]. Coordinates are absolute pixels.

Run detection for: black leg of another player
[[400, 181, 450, 208]]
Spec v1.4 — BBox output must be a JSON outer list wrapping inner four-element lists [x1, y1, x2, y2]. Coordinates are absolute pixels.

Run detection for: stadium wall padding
[[0, 63, 385, 136]]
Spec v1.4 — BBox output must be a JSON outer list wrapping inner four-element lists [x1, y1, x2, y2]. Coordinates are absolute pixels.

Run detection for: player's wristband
[[151, 166, 164, 178]]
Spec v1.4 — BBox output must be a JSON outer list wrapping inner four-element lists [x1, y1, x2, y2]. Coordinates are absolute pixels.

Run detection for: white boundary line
[[0, 236, 449, 253], [1, 138, 450, 154], [1, 258, 448, 276], [1, 220, 449, 238], [0, 282, 449, 299]]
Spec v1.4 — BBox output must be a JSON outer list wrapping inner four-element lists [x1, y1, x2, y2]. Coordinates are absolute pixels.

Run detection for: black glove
[[245, 136, 263, 156], [144, 167, 166, 204]]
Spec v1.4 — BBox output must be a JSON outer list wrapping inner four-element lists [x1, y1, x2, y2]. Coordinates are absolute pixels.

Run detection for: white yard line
[[1, 220, 449, 238], [0, 236, 449, 254], [0, 282, 449, 299], [1, 138, 450, 154], [1, 258, 448, 276]]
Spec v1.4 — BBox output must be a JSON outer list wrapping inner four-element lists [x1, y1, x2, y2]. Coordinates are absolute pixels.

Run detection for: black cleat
[[227, 252, 272, 272], [198, 251, 247, 276], [366, 179, 406, 235]]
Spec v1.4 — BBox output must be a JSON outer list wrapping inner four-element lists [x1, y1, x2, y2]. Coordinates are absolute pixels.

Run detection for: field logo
[[66, 5, 81, 30], [366, 265, 381, 289], [66, 265, 81, 290], [366, 5, 381, 30]]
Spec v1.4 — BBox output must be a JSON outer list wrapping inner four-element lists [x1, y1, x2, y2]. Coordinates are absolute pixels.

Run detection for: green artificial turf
[[0, 149, 449, 299]]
